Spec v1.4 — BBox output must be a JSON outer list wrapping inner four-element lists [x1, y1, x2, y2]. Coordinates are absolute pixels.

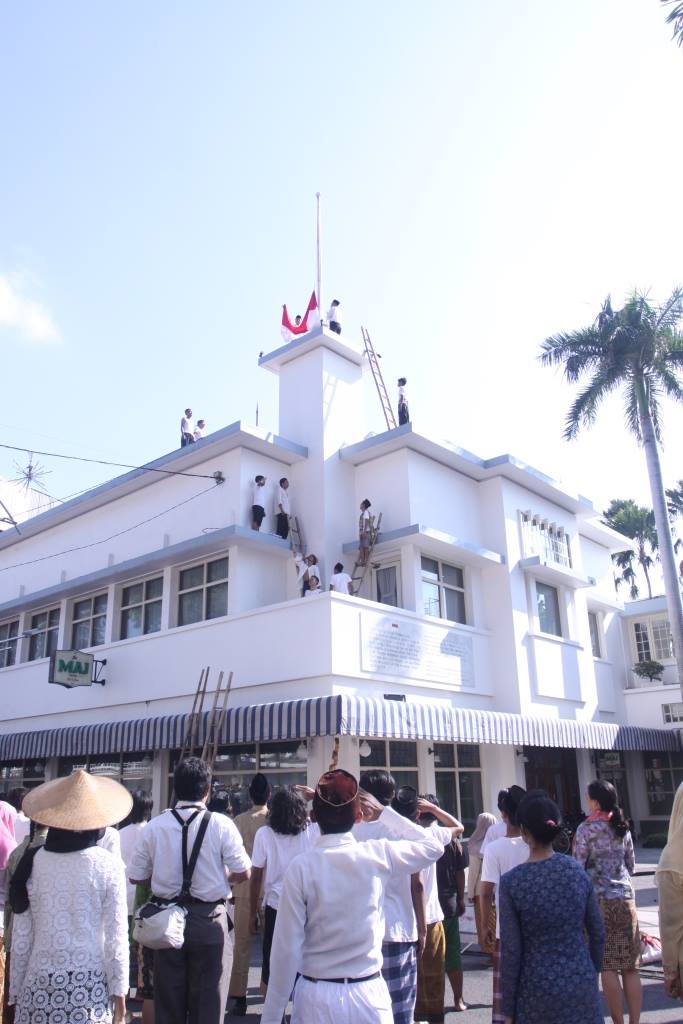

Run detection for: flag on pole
[[280, 291, 320, 342]]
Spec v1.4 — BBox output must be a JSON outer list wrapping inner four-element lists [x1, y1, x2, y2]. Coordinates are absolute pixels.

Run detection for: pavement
[[132, 848, 681, 1022]]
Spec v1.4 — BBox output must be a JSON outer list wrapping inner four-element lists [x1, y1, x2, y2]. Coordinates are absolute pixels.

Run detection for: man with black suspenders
[[130, 757, 251, 1024]]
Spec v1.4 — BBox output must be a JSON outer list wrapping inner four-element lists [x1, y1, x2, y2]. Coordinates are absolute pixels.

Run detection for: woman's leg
[[621, 969, 642, 1023], [601, 970, 625, 1024]]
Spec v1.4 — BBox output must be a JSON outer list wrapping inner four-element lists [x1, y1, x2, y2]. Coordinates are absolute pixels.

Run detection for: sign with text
[[49, 650, 95, 688], [361, 616, 474, 687]]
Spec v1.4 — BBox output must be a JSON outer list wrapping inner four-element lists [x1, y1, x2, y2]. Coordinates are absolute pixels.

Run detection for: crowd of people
[[1, 761, 683, 1023]]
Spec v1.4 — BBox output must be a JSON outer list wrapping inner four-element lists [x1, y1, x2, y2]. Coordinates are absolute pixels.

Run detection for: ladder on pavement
[[178, 666, 233, 772], [361, 326, 397, 432], [350, 511, 382, 596], [288, 515, 305, 555]]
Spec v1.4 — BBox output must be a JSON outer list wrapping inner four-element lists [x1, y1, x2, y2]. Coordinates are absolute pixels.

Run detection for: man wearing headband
[[261, 769, 452, 1024]]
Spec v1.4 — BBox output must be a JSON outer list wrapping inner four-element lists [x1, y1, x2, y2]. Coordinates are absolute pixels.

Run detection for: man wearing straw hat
[[261, 769, 452, 1024], [8, 768, 132, 1024], [130, 756, 251, 1024]]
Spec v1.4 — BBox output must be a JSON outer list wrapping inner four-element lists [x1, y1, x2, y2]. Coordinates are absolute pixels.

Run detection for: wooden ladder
[[361, 326, 397, 431], [350, 511, 383, 596], [178, 666, 233, 772], [288, 514, 305, 555]]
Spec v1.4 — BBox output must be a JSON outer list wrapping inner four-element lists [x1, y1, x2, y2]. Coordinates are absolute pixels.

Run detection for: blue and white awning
[[0, 694, 678, 761]]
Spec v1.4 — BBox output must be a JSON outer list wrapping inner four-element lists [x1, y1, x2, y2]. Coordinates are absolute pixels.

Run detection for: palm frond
[[656, 286, 683, 329], [655, 363, 683, 403], [662, 0, 683, 46], [538, 329, 604, 378], [563, 364, 623, 440]]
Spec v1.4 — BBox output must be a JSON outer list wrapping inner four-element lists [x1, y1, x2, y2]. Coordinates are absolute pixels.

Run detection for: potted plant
[[633, 659, 665, 683]]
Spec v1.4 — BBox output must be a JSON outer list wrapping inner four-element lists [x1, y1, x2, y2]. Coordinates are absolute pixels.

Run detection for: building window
[[373, 564, 400, 608], [421, 557, 466, 624], [588, 611, 602, 658], [360, 739, 419, 790], [643, 750, 683, 816], [663, 703, 683, 724], [177, 556, 229, 626], [0, 758, 46, 797], [120, 576, 163, 639], [58, 752, 154, 793], [71, 594, 108, 649], [28, 607, 60, 661], [632, 617, 674, 663], [0, 620, 19, 669], [434, 743, 483, 832], [536, 582, 562, 637], [521, 512, 572, 568]]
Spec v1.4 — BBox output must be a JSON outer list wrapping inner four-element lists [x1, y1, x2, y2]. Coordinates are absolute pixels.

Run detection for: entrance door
[[523, 747, 582, 818]]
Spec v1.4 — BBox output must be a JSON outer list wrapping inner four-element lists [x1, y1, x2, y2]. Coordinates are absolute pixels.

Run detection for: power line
[[0, 443, 221, 481], [0, 483, 220, 573]]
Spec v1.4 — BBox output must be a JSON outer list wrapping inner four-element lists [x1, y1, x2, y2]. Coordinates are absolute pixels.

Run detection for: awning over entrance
[[0, 695, 678, 761]]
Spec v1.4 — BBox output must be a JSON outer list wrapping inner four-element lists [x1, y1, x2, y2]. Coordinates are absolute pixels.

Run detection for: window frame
[[27, 606, 61, 662], [663, 702, 683, 724], [372, 561, 402, 609], [534, 580, 563, 638], [433, 742, 484, 832], [70, 591, 108, 649], [57, 751, 154, 793], [119, 574, 164, 640], [520, 511, 572, 569], [175, 555, 230, 628], [420, 556, 467, 625], [0, 618, 20, 669], [359, 738, 419, 791], [631, 615, 675, 664], [587, 610, 602, 659]]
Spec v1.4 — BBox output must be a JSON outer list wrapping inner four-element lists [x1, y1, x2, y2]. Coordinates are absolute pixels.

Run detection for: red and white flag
[[281, 291, 320, 342]]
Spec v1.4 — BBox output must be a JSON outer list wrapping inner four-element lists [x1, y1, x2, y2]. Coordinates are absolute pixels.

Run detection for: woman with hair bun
[[573, 779, 641, 1024], [499, 792, 604, 1023]]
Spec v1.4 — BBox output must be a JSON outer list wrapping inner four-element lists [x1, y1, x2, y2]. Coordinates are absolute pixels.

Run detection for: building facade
[[0, 326, 678, 833]]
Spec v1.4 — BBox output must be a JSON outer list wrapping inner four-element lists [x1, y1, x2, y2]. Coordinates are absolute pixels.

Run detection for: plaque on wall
[[360, 615, 474, 688]]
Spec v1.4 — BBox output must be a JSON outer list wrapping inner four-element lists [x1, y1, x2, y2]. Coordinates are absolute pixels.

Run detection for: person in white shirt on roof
[[180, 408, 195, 448], [193, 419, 206, 441], [480, 786, 528, 1024], [249, 788, 319, 994], [330, 562, 353, 595], [354, 771, 428, 1024], [358, 499, 373, 567], [304, 573, 322, 596], [397, 378, 409, 426], [326, 299, 342, 334], [275, 477, 290, 541], [251, 475, 267, 531], [261, 769, 452, 1024], [130, 756, 251, 1024]]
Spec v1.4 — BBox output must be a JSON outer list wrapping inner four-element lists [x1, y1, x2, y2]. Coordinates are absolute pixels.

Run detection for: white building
[[0, 325, 678, 834]]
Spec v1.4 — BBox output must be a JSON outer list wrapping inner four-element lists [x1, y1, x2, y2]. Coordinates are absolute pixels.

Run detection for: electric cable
[[0, 482, 220, 572], [0, 443, 220, 481]]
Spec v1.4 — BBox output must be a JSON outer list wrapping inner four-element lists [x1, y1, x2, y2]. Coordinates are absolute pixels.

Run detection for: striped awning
[[0, 694, 678, 761]]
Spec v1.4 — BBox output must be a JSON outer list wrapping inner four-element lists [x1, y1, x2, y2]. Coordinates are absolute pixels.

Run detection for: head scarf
[[0, 800, 17, 870], [467, 812, 497, 858], [656, 782, 683, 882]]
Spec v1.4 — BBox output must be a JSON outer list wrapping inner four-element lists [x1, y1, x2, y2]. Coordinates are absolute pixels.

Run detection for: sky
[[1, 1, 682, 532]]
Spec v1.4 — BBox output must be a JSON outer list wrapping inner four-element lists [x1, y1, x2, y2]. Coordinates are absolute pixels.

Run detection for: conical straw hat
[[22, 769, 133, 830]]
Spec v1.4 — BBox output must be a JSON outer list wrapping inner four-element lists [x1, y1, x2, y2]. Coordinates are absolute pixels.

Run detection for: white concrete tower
[[259, 325, 366, 586]]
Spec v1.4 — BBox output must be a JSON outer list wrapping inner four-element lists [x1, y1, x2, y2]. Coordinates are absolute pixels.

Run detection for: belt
[[153, 895, 226, 907], [302, 971, 381, 985]]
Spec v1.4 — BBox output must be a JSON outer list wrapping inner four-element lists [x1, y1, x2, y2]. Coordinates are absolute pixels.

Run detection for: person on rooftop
[[304, 574, 321, 597], [397, 378, 409, 426], [180, 408, 195, 448], [327, 300, 342, 335], [330, 563, 353, 595], [275, 478, 290, 541], [252, 475, 267, 531], [193, 419, 206, 442], [358, 499, 373, 567]]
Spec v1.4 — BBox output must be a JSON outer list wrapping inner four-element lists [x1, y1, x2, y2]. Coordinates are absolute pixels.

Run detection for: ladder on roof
[[288, 515, 305, 555], [178, 666, 233, 772], [350, 511, 382, 596], [361, 326, 397, 432]]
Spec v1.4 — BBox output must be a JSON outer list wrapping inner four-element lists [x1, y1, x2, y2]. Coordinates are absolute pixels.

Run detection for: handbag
[[133, 808, 211, 950], [640, 932, 662, 965]]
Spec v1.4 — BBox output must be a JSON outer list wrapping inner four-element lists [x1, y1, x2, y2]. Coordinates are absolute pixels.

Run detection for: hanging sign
[[48, 650, 106, 688]]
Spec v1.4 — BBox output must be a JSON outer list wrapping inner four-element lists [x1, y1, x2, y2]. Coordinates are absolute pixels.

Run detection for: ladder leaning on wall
[[178, 666, 233, 772], [361, 326, 397, 432], [350, 511, 383, 596]]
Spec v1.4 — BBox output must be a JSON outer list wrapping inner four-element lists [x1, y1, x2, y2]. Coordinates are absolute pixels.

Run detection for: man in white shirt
[[261, 769, 451, 1024], [180, 408, 195, 448], [397, 377, 409, 426], [193, 418, 206, 441], [304, 574, 321, 596], [275, 477, 290, 540], [327, 299, 342, 334], [251, 475, 267, 531], [355, 771, 426, 1024], [330, 562, 353, 595], [479, 786, 528, 1024], [130, 756, 251, 1024], [479, 787, 525, 859]]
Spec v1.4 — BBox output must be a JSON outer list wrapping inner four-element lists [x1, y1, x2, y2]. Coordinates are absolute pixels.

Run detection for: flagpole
[[316, 192, 323, 321]]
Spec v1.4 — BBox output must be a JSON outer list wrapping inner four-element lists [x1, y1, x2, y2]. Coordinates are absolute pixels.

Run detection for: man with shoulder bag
[[130, 757, 251, 1024]]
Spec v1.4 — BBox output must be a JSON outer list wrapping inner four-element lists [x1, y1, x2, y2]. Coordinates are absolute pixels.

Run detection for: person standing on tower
[[397, 379, 409, 426], [327, 300, 342, 334]]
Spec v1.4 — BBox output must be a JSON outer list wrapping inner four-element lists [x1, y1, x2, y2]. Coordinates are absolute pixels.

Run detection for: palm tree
[[667, 479, 683, 519], [540, 289, 683, 697], [662, 1, 683, 46], [603, 499, 658, 599]]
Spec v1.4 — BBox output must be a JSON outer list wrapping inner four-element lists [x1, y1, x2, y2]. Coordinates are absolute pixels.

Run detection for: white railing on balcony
[[521, 512, 572, 569]]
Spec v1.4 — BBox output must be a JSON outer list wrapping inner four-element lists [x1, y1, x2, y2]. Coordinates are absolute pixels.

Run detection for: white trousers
[[291, 975, 393, 1024]]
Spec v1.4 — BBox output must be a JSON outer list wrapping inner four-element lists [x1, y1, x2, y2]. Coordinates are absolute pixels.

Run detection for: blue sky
[[1, 1, 682, 519]]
